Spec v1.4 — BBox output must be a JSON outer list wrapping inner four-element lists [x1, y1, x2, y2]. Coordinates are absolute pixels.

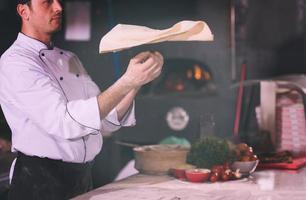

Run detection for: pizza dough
[[99, 20, 214, 53]]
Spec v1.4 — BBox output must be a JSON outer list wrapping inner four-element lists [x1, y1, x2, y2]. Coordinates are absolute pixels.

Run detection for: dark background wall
[[241, 0, 305, 78], [0, 0, 305, 187]]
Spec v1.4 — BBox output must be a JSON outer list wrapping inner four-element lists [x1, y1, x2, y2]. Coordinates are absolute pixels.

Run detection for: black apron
[[8, 152, 93, 200]]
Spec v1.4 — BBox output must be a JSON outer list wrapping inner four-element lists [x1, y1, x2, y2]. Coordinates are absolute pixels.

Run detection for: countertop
[[73, 167, 306, 200]]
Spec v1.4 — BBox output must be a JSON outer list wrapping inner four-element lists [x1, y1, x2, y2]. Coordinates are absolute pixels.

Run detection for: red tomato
[[237, 143, 249, 152], [210, 173, 218, 183], [250, 155, 258, 161], [221, 173, 230, 181], [245, 147, 254, 157], [211, 165, 223, 174]]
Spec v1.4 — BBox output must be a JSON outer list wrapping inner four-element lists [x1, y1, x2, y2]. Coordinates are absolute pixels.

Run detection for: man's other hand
[[122, 51, 164, 87]]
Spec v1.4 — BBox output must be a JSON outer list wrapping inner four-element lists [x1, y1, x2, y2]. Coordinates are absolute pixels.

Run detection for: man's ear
[[17, 4, 30, 21]]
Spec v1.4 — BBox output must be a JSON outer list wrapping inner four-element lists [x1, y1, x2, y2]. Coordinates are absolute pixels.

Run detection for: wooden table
[[74, 167, 306, 200]]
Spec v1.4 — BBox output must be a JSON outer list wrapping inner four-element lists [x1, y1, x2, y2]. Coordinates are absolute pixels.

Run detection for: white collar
[[16, 32, 54, 52]]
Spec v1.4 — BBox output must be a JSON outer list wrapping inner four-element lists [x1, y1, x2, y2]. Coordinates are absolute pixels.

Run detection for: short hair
[[16, 0, 31, 5]]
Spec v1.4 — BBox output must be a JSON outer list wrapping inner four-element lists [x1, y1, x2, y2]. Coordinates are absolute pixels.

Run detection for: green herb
[[187, 136, 235, 168]]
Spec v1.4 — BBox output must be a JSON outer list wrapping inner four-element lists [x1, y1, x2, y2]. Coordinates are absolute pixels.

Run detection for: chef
[[0, 0, 164, 199]]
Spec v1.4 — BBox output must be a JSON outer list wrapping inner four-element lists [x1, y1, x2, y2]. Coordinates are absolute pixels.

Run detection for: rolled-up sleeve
[[101, 101, 136, 132], [79, 59, 136, 134], [1, 58, 101, 140]]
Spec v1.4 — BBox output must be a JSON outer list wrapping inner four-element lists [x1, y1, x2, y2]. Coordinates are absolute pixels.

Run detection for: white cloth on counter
[[99, 20, 214, 53], [0, 33, 136, 163]]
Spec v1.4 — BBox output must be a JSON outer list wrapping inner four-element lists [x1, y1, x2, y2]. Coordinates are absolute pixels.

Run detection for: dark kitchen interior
[[0, 0, 305, 197]]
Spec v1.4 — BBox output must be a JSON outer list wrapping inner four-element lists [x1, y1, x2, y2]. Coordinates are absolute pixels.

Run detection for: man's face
[[27, 0, 63, 34]]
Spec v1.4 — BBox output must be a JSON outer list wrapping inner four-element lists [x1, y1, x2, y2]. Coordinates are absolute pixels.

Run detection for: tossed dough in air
[[99, 20, 214, 53]]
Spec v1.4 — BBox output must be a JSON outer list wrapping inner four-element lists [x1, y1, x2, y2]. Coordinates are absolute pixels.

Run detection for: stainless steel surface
[[74, 168, 306, 199]]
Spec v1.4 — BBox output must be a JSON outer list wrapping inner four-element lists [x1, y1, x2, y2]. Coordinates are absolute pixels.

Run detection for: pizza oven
[[140, 58, 216, 97], [116, 58, 218, 146]]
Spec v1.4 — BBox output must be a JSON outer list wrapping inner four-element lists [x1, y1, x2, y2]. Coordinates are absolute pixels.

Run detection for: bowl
[[173, 168, 187, 179], [171, 164, 196, 179], [231, 160, 259, 174], [134, 145, 190, 175], [185, 169, 211, 183]]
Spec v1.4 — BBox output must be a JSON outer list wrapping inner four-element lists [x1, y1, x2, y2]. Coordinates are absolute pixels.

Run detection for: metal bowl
[[231, 160, 259, 175]]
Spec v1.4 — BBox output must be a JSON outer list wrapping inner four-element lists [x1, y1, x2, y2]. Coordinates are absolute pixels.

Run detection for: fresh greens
[[187, 136, 234, 168]]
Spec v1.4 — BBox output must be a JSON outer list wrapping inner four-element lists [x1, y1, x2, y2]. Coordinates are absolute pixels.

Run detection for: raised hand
[[122, 51, 164, 87]]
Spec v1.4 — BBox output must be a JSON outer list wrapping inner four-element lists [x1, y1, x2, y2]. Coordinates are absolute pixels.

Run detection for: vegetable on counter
[[186, 136, 235, 169]]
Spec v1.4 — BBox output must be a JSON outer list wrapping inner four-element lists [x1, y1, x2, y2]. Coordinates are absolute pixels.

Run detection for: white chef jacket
[[0, 33, 136, 163]]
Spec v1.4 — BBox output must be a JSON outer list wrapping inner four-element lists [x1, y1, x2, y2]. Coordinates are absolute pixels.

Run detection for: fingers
[[143, 52, 163, 82], [146, 62, 162, 80], [142, 55, 156, 68], [143, 52, 163, 69], [135, 52, 162, 73], [124, 51, 164, 87], [132, 51, 163, 66], [131, 51, 151, 64], [153, 51, 164, 65]]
